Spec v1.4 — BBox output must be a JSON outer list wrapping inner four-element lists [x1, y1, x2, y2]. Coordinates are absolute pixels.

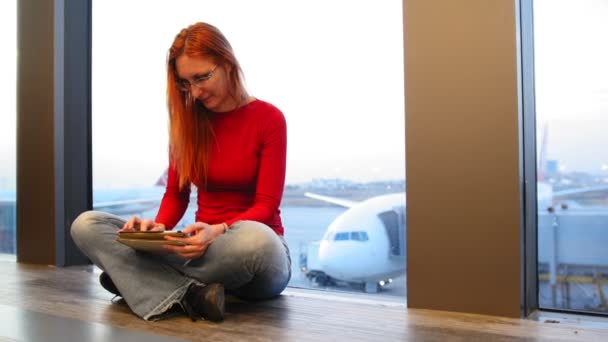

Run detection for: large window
[[93, 0, 405, 300], [0, 0, 17, 258], [534, 0, 608, 314]]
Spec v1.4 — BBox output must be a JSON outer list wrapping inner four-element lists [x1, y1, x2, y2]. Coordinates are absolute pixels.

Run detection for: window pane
[[535, 0, 608, 314], [93, 0, 404, 300], [0, 0, 17, 258]]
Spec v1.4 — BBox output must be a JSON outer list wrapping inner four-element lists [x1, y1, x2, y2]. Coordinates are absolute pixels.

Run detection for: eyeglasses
[[176, 65, 218, 92]]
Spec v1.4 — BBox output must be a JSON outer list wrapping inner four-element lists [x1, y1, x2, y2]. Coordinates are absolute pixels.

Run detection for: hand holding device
[[116, 230, 186, 253], [120, 216, 166, 232], [163, 222, 225, 260]]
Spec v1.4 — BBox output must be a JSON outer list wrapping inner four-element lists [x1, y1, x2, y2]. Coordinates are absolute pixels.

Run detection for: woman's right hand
[[120, 216, 166, 232]]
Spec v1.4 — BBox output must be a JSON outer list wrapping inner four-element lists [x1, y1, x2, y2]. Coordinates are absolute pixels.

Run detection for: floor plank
[[0, 304, 186, 342], [1, 261, 607, 341]]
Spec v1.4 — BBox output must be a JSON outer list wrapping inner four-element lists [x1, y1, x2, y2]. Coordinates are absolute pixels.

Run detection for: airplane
[[0, 185, 166, 219], [535, 123, 608, 213], [93, 169, 202, 219], [0, 169, 185, 220], [299, 182, 608, 295], [294, 123, 559, 294], [91, 170, 170, 216], [0, 169, 198, 253], [538, 183, 608, 214], [299, 191, 406, 293]]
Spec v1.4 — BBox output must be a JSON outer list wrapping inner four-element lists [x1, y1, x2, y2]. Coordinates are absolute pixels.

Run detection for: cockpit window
[[332, 231, 369, 241], [351, 231, 369, 241], [334, 232, 349, 241]]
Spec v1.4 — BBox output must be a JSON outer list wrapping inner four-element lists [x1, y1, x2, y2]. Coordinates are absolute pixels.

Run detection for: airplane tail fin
[[155, 168, 169, 187]]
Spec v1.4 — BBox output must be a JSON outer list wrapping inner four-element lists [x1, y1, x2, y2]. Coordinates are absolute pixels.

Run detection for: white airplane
[[0, 177, 168, 218], [538, 182, 608, 213], [300, 192, 406, 293], [300, 179, 608, 295], [535, 125, 608, 212], [92, 169, 200, 217]]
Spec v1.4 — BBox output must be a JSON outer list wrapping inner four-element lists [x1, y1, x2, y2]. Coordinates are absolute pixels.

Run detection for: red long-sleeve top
[[155, 99, 286, 235]]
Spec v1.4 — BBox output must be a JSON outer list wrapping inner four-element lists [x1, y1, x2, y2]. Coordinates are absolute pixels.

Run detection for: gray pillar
[[405, 0, 524, 317], [17, 0, 91, 266]]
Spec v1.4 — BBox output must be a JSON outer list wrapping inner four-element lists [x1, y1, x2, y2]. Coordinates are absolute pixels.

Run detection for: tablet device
[[117, 230, 187, 253], [118, 230, 186, 240], [116, 238, 186, 253]]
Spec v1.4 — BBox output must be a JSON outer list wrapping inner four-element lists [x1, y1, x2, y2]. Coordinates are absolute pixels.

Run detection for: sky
[[1, 1, 608, 191], [534, 0, 608, 173], [89, 0, 405, 188], [0, 0, 16, 192]]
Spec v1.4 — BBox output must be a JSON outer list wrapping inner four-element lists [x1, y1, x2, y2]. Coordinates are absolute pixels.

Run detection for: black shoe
[[182, 283, 225, 322], [99, 272, 121, 297]]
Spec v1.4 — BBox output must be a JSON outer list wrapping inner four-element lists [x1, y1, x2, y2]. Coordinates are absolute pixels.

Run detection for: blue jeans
[[70, 211, 291, 320]]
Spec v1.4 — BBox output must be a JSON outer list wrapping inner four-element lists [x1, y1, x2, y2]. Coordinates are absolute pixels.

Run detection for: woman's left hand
[[163, 222, 224, 260]]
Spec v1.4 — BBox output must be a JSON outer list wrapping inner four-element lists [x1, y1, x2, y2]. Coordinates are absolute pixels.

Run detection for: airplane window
[[350, 232, 360, 240], [334, 232, 350, 241]]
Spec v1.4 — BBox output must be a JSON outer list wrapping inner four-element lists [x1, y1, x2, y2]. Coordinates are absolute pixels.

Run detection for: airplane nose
[[319, 241, 368, 280]]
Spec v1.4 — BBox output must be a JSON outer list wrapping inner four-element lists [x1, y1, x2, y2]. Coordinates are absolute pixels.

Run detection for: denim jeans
[[70, 211, 291, 320]]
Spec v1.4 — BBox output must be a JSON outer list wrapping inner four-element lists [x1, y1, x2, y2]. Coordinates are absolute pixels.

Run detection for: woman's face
[[175, 55, 235, 112]]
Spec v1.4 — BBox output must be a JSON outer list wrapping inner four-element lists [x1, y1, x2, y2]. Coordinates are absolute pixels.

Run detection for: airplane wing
[[304, 192, 359, 208], [93, 198, 162, 216], [93, 193, 197, 216], [552, 185, 608, 199]]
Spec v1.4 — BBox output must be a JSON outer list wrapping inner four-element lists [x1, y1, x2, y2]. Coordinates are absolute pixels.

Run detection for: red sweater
[[155, 99, 286, 235]]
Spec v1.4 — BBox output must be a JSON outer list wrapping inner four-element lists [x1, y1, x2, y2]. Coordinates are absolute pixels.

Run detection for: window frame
[[519, 0, 540, 317]]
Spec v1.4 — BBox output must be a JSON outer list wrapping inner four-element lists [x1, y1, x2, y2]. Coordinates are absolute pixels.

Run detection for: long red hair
[[166, 22, 246, 189]]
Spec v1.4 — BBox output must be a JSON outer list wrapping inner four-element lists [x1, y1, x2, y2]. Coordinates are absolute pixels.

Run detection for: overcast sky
[[0, 0, 16, 192], [534, 0, 608, 173], [91, 0, 405, 188], [1, 1, 607, 191]]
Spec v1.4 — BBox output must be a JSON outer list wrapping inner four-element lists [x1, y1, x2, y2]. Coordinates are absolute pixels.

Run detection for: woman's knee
[[70, 210, 112, 243], [229, 221, 284, 257], [226, 222, 290, 281]]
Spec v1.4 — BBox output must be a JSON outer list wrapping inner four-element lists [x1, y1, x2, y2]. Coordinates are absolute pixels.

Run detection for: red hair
[[166, 22, 246, 189]]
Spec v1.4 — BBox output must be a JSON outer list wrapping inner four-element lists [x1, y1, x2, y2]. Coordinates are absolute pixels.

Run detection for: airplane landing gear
[[307, 271, 333, 287], [312, 273, 330, 287], [364, 278, 392, 293], [365, 281, 379, 293]]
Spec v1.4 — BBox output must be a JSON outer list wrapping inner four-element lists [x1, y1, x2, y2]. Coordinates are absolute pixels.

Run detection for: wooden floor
[[1, 261, 608, 341]]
